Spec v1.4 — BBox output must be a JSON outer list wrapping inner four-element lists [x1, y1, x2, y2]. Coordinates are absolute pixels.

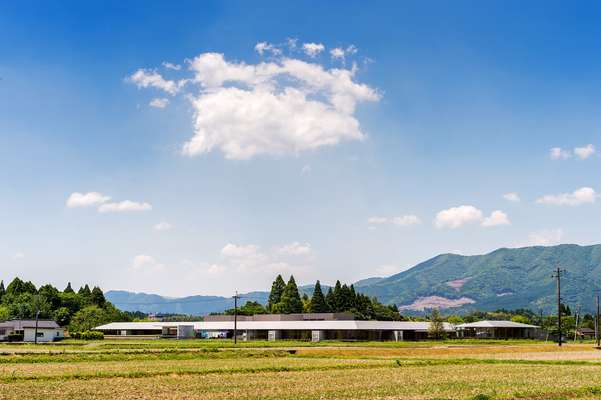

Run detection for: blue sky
[[1, 1, 600, 296]]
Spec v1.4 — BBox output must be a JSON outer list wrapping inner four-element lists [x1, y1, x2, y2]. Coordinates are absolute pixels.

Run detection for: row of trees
[[225, 275, 403, 321], [0, 277, 132, 332]]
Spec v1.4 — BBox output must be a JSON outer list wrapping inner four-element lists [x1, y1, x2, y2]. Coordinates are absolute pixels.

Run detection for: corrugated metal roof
[[455, 320, 539, 329], [95, 320, 454, 332]]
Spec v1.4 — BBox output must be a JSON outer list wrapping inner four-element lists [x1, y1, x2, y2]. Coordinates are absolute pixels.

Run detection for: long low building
[[95, 313, 455, 341], [95, 314, 540, 341], [455, 320, 540, 339]]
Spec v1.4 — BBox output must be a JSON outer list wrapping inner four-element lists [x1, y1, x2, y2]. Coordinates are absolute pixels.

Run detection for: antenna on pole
[[551, 267, 565, 347]]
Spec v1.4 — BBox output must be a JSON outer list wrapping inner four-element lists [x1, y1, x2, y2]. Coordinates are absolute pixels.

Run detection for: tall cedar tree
[[267, 275, 286, 312], [78, 284, 92, 297], [0, 280, 4, 301], [91, 287, 106, 306], [64, 282, 74, 293], [279, 275, 303, 314], [309, 280, 329, 313], [325, 287, 335, 311]]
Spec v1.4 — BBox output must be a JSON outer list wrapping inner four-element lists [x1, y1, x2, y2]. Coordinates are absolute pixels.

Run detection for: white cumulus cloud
[[98, 200, 152, 213], [302, 42, 325, 57], [278, 242, 312, 256], [221, 243, 261, 258], [503, 192, 521, 203], [435, 205, 484, 229], [368, 216, 389, 225], [132, 45, 380, 160], [149, 98, 169, 108], [131, 254, 164, 272], [128, 69, 180, 95], [550, 147, 572, 160], [162, 62, 181, 71], [66, 192, 111, 208], [254, 41, 281, 56], [536, 187, 597, 206], [368, 215, 421, 227], [481, 210, 511, 227], [574, 144, 596, 160], [392, 215, 421, 226]]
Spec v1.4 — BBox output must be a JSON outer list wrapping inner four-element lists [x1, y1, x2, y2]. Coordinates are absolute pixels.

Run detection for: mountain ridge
[[106, 243, 601, 315]]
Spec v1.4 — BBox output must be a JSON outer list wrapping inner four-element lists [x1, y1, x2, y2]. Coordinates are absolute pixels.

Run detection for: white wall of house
[[23, 328, 64, 342]]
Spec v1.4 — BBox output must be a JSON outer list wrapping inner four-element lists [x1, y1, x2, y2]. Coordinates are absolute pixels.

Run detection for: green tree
[[6, 277, 36, 297], [0, 280, 5, 302], [53, 307, 72, 326], [428, 308, 447, 340], [278, 276, 303, 314], [7, 293, 34, 319], [31, 294, 52, 318], [224, 301, 267, 316], [447, 315, 464, 325], [38, 284, 61, 309], [90, 287, 106, 307], [69, 305, 110, 332], [64, 282, 74, 293], [302, 293, 311, 313], [267, 275, 286, 312], [325, 287, 335, 311], [59, 291, 81, 315], [0, 305, 8, 321], [330, 281, 343, 312], [511, 315, 530, 324], [309, 281, 329, 313]]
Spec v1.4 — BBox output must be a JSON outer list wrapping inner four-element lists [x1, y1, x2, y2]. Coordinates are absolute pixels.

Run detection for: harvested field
[[1, 340, 601, 399]]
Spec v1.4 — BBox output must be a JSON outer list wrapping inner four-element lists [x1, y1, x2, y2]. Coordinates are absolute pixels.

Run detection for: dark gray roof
[[0, 320, 61, 329]]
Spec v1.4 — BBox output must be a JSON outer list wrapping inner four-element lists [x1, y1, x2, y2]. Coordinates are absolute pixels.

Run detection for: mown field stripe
[[0, 362, 393, 383], [2, 357, 601, 384]]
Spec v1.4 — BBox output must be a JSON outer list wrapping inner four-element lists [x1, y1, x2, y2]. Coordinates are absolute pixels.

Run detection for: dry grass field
[[1, 340, 601, 399]]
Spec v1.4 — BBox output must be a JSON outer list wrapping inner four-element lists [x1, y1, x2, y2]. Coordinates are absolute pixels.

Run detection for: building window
[[0, 329, 5, 335], [37, 332, 44, 338]]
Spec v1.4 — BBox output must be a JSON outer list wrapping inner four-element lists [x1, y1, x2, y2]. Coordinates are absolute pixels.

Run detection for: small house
[[0, 320, 64, 342]]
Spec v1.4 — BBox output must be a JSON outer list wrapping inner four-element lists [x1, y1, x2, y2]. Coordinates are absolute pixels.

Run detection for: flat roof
[[95, 320, 455, 332], [456, 320, 539, 329]]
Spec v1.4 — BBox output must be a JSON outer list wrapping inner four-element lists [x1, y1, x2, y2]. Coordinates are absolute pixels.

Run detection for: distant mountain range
[[106, 244, 601, 315]]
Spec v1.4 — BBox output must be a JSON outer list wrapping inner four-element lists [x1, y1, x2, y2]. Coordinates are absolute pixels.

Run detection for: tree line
[[225, 275, 403, 321], [0, 277, 133, 333]]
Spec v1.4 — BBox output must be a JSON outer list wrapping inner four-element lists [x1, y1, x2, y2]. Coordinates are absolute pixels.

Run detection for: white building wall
[[23, 328, 64, 342]]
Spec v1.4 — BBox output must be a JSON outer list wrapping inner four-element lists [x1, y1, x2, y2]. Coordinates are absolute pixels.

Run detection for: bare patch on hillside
[[446, 277, 471, 291], [496, 292, 513, 297], [399, 296, 475, 311]]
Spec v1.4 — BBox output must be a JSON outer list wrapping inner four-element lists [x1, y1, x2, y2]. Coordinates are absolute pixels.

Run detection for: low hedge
[[70, 330, 104, 340]]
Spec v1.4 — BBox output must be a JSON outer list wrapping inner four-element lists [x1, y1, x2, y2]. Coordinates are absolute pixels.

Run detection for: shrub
[[7, 333, 24, 342], [70, 330, 104, 340]]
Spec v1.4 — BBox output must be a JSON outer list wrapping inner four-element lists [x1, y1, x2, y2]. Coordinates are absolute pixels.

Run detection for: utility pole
[[574, 305, 581, 342], [233, 291, 239, 345], [595, 293, 599, 347], [34, 310, 40, 345], [552, 267, 565, 347]]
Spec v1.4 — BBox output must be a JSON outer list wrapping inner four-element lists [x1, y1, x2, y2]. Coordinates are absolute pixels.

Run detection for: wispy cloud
[[536, 187, 597, 206]]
